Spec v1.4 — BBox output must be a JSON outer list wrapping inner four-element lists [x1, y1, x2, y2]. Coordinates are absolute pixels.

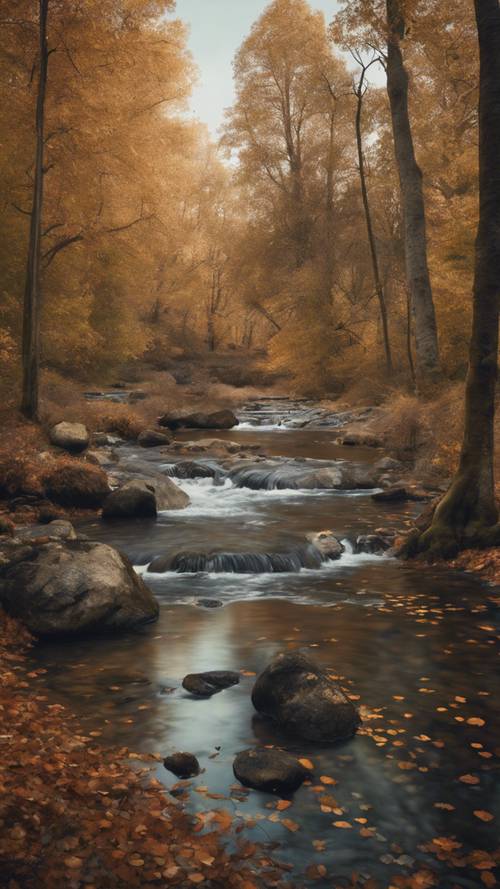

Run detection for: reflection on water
[[29, 421, 500, 888]]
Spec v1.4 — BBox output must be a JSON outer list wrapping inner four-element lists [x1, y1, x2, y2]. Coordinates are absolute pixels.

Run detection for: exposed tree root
[[399, 472, 500, 560]]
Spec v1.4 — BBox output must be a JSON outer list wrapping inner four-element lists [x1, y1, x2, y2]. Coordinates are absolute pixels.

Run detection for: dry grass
[[41, 460, 110, 508]]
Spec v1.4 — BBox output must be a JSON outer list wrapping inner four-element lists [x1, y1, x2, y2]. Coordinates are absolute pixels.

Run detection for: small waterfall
[[147, 542, 337, 574]]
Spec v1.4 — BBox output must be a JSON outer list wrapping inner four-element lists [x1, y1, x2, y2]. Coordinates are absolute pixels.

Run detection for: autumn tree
[[335, 0, 440, 383], [403, 0, 500, 557]]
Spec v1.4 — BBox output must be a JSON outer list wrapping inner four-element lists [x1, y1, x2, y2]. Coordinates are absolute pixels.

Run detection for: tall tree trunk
[[21, 0, 49, 420], [385, 0, 440, 382], [402, 0, 500, 558], [355, 70, 393, 373]]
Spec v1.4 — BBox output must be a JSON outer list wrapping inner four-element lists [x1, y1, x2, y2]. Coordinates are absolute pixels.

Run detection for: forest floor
[[0, 610, 291, 889]]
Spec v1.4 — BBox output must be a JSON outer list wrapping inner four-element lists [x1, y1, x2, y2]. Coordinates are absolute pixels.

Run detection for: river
[[29, 399, 499, 887]]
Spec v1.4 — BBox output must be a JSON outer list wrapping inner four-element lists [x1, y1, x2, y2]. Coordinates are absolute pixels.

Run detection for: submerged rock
[[233, 748, 311, 794], [195, 598, 223, 609], [182, 670, 240, 697], [0, 539, 158, 638], [251, 651, 361, 743], [372, 485, 429, 503], [49, 421, 89, 453], [164, 752, 200, 778]]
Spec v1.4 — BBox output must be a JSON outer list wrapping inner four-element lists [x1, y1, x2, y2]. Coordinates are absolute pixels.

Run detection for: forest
[[0, 0, 499, 887]]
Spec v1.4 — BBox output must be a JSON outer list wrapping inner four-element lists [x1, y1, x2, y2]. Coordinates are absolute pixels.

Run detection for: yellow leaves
[[474, 810, 494, 822], [298, 758, 314, 771], [276, 800, 292, 811], [431, 837, 462, 853]]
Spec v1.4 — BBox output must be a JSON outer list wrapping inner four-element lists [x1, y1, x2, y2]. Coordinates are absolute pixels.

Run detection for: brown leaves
[[459, 773, 480, 784], [474, 810, 494, 822]]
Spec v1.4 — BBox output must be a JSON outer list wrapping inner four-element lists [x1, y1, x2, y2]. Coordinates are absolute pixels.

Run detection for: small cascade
[[147, 542, 335, 574]]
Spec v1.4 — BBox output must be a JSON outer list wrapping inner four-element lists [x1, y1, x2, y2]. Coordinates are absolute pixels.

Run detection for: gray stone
[[50, 422, 89, 453], [0, 540, 158, 638]]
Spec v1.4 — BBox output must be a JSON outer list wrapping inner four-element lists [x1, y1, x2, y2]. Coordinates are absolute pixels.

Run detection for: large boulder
[[233, 748, 311, 795], [0, 539, 158, 638], [138, 429, 172, 448], [102, 477, 189, 519], [42, 462, 111, 508], [49, 422, 89, 454], [252, 651, 361, 743], [159, 410, 238, 431]]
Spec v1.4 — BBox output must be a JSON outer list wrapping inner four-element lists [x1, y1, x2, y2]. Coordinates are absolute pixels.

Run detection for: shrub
[[42, 461, 110, 508], [0, 453, 43, 499]]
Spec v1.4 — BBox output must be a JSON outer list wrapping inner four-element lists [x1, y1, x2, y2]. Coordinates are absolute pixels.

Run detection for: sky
[[172, 0, 341, 136]]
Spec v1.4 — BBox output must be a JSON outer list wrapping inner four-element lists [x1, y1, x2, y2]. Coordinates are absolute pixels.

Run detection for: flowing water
[[29, 400, 499, 887]]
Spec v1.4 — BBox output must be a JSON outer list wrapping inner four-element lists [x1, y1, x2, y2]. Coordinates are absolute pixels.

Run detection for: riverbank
[[0, 610, 289, 889]]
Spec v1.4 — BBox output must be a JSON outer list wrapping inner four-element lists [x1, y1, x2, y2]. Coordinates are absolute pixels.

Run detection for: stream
[[29, 399, 499, 887]]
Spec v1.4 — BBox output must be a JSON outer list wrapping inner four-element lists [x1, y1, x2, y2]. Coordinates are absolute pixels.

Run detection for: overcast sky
[[173, 1, 341, 136]]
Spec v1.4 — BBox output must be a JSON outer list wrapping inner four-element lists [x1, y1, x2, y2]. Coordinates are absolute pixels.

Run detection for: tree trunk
[[402, 0, 500, 558], [21, 0, 49, 420], [355, 72, 393, 373], [385, 0, 440, 382]]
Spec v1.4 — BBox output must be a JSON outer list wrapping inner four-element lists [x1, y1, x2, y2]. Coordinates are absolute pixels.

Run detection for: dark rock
[[49, 421, 89, 453], [182, 670, 240, 697], [102, 482, 157, 519], [233, 748, 310, 794], [375, 457, 404, 472], [251, 651, 361, 743], [168, 461, 218, 480], [196, 598, 223, 609], [138, 429, 172, 448], [102, 476, 189, 519], [0, 540, 158, 638], [164, 752, 200, 778], [372, 485, 429, 503], [159, 410, 238, 431], [354, 534, 392, 555], [339, 432, 383, 448]]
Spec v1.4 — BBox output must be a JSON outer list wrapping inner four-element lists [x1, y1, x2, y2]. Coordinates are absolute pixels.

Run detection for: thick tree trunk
[[355, 73, 393, 373], [21, 0, 49, 420], [385, 0, 440, 382], [402, 0, 500, 558]]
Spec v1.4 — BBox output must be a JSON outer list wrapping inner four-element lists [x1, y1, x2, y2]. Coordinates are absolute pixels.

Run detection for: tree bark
[[385, 0, 440, 382], [21, 0, 49, 420], [402, 0, 500, 558], [355, 69, 393, 373]]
